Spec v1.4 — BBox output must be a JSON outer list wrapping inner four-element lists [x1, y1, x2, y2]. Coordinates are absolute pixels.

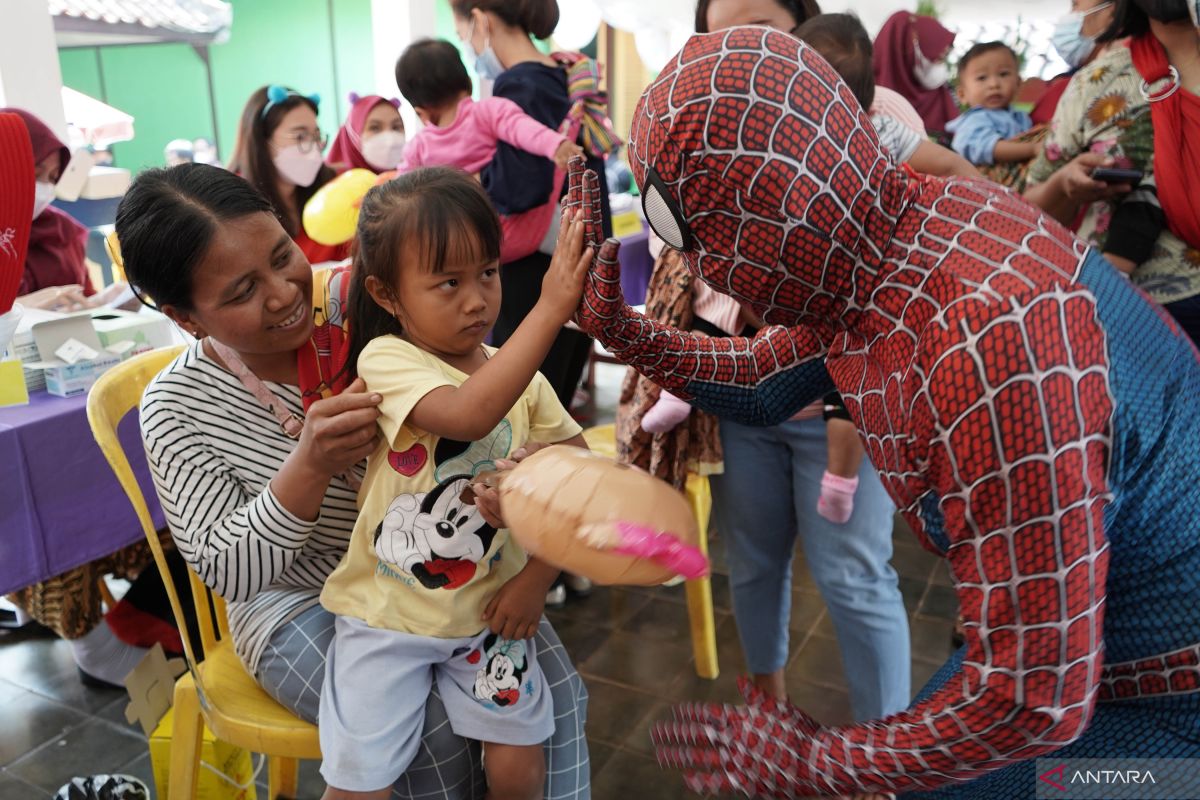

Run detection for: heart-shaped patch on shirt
[[388, 443, 428, 477]]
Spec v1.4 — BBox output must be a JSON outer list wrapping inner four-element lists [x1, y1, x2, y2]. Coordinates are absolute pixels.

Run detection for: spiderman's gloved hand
[[564, 156, 605, 251], [573, 235, 649, 357], [652, 676, 831, 798]]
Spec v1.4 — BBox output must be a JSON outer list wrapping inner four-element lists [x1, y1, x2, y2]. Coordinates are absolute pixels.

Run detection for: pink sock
[[641, 391, 692, 433], [817, 470, 859, 524]]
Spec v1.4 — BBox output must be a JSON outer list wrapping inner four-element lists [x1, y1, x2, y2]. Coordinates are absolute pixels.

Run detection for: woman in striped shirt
[[117, 163, 590, 799]]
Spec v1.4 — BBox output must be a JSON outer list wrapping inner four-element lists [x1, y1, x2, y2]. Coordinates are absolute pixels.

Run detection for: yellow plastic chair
[[582, 424, 719, 679], [86, 346, 321, 799]]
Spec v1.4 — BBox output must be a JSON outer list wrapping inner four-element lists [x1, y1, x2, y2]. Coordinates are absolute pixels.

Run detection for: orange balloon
[[497, 445, 706, 585]]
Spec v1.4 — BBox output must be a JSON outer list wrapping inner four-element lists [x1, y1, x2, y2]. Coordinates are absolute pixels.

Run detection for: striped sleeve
[[141, 367, 318, 604]]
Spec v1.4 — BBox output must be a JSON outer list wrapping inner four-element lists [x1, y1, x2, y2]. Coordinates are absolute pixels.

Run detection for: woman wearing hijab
[[872, 11, 960, 135], [325, 93, 407, 174], [2, 108, 94, 310]]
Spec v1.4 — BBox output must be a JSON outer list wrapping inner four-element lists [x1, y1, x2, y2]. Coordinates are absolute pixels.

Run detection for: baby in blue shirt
[[947, 42, 1040, 166]]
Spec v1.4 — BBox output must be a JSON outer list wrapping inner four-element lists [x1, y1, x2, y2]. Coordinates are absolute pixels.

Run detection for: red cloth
[[1130, 33, 1200, 251], [295, 227, 350, 266], [872, 12, 960, 133], [326, 95, 397, 174], [1031, 73, 1073, 126], [0, 113, 34, 312], [1, 108, 93, 297], [297, 263, 353, 411]]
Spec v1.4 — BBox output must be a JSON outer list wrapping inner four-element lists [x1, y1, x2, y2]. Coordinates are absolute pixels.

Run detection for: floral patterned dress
[[1026, 44, 1200, 303]]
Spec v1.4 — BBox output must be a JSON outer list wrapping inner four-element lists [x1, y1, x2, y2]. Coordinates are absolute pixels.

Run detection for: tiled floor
[[0, 363, 958, 798]]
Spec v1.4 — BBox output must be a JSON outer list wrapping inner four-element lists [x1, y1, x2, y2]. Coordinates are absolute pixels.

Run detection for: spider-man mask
[[628, 26, 908, 325]]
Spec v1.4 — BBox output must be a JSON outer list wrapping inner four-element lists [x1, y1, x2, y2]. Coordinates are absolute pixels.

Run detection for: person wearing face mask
[[227, 85, 348, 265], [448, 0, 616, 408], [873, 11, 960, 137], [1, 108, 94, 310], [1032, 0, 1119, 124], [326, 93, 407, 174], [1025, 0, 1200, 345]]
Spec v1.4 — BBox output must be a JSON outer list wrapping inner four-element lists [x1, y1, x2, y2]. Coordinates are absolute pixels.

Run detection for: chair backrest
[[86, 345, 227, 674]]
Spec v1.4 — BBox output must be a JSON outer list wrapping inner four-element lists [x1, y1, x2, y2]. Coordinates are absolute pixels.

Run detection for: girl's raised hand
[[537, 211, 594, 325]]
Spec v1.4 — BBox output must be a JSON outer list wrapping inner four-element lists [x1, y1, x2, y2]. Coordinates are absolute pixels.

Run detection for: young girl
[[317, 167, 592, 800]]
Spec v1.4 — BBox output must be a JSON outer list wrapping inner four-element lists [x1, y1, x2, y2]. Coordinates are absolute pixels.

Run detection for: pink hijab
[[1, 108, 92, 297], [325, 94, 401, 174], [872, 11, 960, 133]]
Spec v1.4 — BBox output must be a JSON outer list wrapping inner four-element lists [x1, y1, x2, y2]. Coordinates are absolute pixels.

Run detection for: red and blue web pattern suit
[[568, 27, 1200, 798]]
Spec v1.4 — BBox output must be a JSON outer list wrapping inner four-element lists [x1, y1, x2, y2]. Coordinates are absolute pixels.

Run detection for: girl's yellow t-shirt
[[320, 336, 581, 636]]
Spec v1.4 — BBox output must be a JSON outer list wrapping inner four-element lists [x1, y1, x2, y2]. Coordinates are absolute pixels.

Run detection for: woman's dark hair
[[396, 39, 474, 110], [226, 85, 334, 237], [344, 167, 503, 374], [114, 163, 273, 311], [793, 13, 875, 110], [1098, 0, 1189, 41], [448, 0, 559, 40], [694, 0, 822, 33]]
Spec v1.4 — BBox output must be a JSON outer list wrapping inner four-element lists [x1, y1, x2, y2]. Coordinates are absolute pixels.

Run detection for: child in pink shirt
[[396, 39, 581, 262]]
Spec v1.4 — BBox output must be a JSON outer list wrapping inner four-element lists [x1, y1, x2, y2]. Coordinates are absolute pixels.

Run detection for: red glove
[[563, 156, 605, 251], [652, 676, 835, 798]]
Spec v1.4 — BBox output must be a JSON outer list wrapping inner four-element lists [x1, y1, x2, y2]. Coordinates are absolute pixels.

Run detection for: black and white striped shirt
[[140, 341, 362, 673]]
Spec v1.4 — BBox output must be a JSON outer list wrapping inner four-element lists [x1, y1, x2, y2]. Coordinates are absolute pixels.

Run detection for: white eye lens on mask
[[641, 169, 692, 252], [1190, 0, 1200, 26], [33, 181, 56, 220], [361, 131, 407, 171], [912, 46, 949, 90], [273, 145, 324, 187]]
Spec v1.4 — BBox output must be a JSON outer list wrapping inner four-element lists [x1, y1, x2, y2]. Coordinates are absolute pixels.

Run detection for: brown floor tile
[[591, 747, 699, 800], [582, 678, 660, 745], [587, 740, 618, 775], [783, 676, 854, 727], [5, 718, 147, 792], [545, 586, 652, 629], [911, 656, 948, 699], [908, 615, 957, 664], [890, 541, 940, 581], [919, 584, 961, 620], [786, 634, 848, 692], [549, 616, 614, 665], [623, 598, 727, 646], [898, 575, 929, 615], [0, 690, 88, 766], [581, 631, 692, 696]]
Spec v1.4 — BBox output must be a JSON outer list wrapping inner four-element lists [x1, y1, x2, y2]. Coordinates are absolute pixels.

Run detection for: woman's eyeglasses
[[279, 130, 328, 153]]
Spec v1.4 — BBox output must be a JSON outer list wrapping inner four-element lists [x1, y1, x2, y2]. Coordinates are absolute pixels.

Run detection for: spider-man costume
[[567, 27, 1200, 798]]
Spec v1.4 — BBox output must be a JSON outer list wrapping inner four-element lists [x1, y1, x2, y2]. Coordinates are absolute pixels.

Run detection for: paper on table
[[0, 360, 29, 406]]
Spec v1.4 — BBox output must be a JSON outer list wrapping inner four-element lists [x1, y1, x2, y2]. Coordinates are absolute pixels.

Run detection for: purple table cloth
[[0, 391, 164, 595], [616, 226, 653, 307]]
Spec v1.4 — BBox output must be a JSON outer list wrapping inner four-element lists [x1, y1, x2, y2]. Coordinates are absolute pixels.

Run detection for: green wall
[[57, 0, 374, 173]]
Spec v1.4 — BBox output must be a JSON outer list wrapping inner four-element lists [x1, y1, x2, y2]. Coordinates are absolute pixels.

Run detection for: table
[[616, 227, 654, 306], [0, 390, 164, 595]]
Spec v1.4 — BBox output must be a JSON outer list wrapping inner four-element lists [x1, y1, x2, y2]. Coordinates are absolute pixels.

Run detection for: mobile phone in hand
[[1090, 167, 1144, 185]]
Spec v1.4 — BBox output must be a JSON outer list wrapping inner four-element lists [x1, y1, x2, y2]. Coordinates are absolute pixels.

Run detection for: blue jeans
[[710, 416, 910, 721]]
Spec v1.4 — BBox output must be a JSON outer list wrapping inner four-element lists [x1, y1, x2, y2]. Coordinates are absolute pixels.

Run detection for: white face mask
[[272, 145, 324, 187], [33, 181, 55, 220], [361, 130, 407, 171], [1052, 2, 1114, 69], [912, 46, 949, 91]]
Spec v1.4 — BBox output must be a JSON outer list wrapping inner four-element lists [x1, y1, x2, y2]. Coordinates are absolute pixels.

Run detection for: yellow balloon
[[302, 168, 378, 246]]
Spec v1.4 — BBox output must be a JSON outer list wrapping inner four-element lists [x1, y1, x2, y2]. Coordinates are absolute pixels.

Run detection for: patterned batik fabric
[[1026, 44, 1200, 304], [615, 248, 723, 491], [569, 26, 1200, 798]]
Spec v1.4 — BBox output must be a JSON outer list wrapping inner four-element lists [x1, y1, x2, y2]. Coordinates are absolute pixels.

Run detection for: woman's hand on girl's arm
[[272, 377, 381, 520], [408, 216, 592, 443], [482, 558, 561, 641]]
